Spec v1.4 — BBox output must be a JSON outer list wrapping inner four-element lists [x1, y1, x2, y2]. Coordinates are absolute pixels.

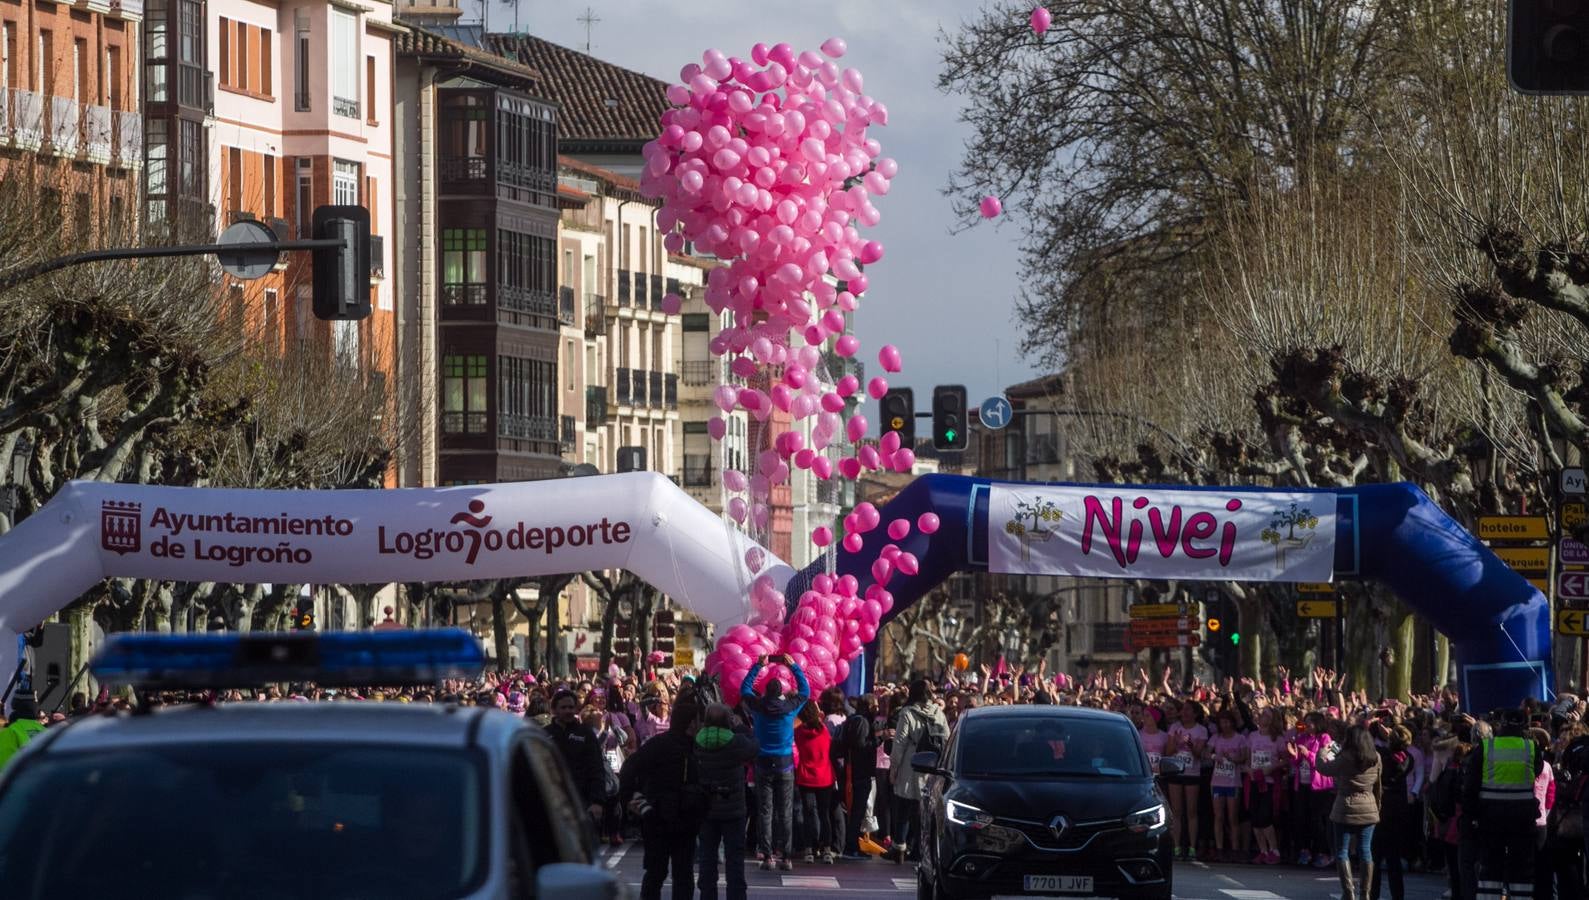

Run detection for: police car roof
[[960, 704, 1130, 723], [43, 702, 528, 753]]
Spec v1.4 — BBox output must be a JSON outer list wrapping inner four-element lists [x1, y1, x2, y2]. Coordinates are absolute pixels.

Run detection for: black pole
[[1335, 594, 1345, 674], [0, 655, 25, 706], [0, 238, 344, 293], [50, 663, 92, 714]]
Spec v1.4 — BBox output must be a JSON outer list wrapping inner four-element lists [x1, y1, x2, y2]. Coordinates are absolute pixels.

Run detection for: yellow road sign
[[1494, 546, 1551, 574], [1129, 603, 1187, 619], [1296, 582, 1335, 594], [1297, 600, 1338, 618], [1556, 608, 1589, 637], [674, 648, 695, 667], [1530, 577, 1550, 594], [1564, 501, 1586, 532], [1479, 515, 1550, 542]]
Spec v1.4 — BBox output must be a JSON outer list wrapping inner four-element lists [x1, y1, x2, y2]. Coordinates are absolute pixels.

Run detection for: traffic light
[[1207, 618, 1221, 633], [931, 384, 969, 452], [616, 446, 647, 473], [1508, 0, 1589, 94], [311, 205, 372, 320], [879, 388, 915, 448], [294, 606, 315, 631]]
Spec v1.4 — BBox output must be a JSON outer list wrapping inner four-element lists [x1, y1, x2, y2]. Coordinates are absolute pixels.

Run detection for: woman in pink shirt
[[1244, 708, 1288, 865], [1137, 704, 1169, 776], [1166, 700, 1209, 861], [1286, 711, 1336, 867], [1207, 709, 1248, 863]]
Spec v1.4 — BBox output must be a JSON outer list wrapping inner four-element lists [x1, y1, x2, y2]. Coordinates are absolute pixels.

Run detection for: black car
[[913, 705, 1173, 900]]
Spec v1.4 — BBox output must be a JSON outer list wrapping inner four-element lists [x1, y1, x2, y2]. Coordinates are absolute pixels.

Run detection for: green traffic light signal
[[1230, 632, 1240, 646]]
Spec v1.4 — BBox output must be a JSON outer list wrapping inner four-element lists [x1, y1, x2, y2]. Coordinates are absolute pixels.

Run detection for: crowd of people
[[3, 656, 1588, 900]]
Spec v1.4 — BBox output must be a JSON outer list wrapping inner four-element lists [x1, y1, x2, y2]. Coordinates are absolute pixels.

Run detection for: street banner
[[987, 485, 1336, 582]]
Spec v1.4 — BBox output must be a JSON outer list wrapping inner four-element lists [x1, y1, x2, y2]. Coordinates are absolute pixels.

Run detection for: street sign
[[1564, 538, 1589, 565], [1296, 582, 1335, 594], [1297, 600, 1339, 618], [1565, 467, 1586, 496], [1562, 571, 1589, 601], [1563, 500, 1587, 532], [1129, 603, 1188, 619], [216, 220, 281, 280], [1131, 632, 1201, 649], [1494, 546, 1552, 574], [674, 648, 694, 667], [1128, 617, 1200, 634], [1558, 608, 1589, 637], [1478, 515, 1551, 542], [979, 395, 1013, 431], [1529, 578, 1550, 594]]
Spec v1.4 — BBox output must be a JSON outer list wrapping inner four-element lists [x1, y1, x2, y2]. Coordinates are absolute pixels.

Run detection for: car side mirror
[[1158, 757, 1185, 777], [912, 750, 950, 779], [535, 862, 620, 900]]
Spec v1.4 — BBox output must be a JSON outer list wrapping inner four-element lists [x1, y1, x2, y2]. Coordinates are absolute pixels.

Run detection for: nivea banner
[[987, 485, 1336, 582]]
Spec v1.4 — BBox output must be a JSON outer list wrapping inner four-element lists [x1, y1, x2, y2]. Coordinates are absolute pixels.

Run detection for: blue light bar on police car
[[89, 629, 486, 688]]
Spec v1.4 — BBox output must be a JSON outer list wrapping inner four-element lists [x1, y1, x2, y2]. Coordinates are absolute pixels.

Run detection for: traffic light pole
[[0, 238, 346, 294], [916, 406, 1208, 475]]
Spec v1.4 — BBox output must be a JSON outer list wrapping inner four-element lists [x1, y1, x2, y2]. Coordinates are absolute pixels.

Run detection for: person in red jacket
[[795, 701, 838, 864]]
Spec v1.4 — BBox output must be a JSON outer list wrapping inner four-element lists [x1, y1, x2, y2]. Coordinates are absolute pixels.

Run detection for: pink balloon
[[723, 469, 748, 492], [854, 502, 880, 530], [887, 518, 911, 541], [896, 552, 920, 577], [917, 512, 941, 534], [878, 344, 902, 373], [843, 532, 864, 553], [714, 384, 739, 413], [708, 416, 727, 440], [812, 456, 834, 479], [821, 37, 847, 58], [858, 444, 881, 470], [661, 293, 682, 315], [867, 376, 888, 399], [836, 375, 860, 398], [880, 543, 901, 562], [835, 334, 860, 357], [892, 448, 916, 472], [1030, 6, 1052, 35], [980, 195, 1003, 218], [812, 526, 833, 547], [846, 414, 868, 442], [880, 431, 901, 455], [838, 456, 862, 480]]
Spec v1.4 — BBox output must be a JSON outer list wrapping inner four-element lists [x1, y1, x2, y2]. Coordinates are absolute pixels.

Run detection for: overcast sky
[[464, 0, 1042, 411]]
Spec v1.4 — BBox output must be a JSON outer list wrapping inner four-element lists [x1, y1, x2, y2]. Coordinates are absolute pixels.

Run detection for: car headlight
[[946, 798, 994, 830], [1124, 804, 1167, 833]]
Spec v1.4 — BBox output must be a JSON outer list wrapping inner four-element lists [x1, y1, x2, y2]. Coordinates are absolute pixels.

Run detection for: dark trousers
[[1476, 825, 1537, 900], [1371, 813, 1407, 900], [799, 785, 836, 853], [641, 818, 696, 900], [874, 771, 894, 838], [845, 767, 876, 852], [1293, 787, 1333, 855], [755, 762, 794, 858], [892, 790, 921, 852], [1541, 832, 1584, 900], [697, 814, 748, 900], [1443, 842, 1464, 900]]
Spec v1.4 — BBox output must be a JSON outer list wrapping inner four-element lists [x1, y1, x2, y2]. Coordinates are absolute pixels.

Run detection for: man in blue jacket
[[740, 654, 808, 871]]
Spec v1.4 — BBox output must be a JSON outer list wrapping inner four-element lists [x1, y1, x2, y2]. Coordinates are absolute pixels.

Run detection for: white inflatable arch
[[0, 472, 787, 686]]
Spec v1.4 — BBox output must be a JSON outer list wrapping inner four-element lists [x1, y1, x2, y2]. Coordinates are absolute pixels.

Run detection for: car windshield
[[0, 743, 486, 900], [959, 716, 1145, 778]]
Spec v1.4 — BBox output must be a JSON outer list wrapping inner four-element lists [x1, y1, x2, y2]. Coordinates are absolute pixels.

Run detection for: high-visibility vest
[[1479, 736, 1534, 802]]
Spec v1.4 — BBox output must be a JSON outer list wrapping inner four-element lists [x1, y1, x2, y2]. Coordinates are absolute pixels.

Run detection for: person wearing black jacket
[[620, 698, 704, 900], [546, 689, 606, 822], [842, 693, 881, 856], [695, 703, 758, 900], [1370, 725, 1414, 900]]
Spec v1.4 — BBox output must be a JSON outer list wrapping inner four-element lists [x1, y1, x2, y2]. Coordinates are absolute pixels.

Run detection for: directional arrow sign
[[1565, 467, 1586, 496], [1297, 600, 1339, 618], [1296, 582, 1335, 594], [1557, 608, 1589, 637], [1494, 546, 1551, 575], [1564, 538, 1589, 565], [1129, 603, 1188, 619], [1129, 617, 1201, 634], [1562, 571, 1589, 602], [1131, 632, 1201, 649]]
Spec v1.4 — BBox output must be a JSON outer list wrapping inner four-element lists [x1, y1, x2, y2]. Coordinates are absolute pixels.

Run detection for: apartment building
[[0, 0, 143, 232]]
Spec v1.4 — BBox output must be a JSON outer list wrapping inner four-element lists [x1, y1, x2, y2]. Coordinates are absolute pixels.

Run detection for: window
[[236, 21, 247, 92], [178, 0, 200, 66], [498, 356, 556, 421], [334, 320, 359, 369], [684, 422, 711, 486], [145, 0, 167, 101], [260, 30, 271, 97], [144, 119, 167, 194], [227, 284, 245, 334], [218, 17, 229, 86], [2, 24, 13, 95], [365, 55, 375, 123], [37, 31, 51, 96], [442, 354, 488, 433], [227, 146, 242, 213], [442, 229, 487, 304], [332, 159, 359, 206], [106, 46, 122, 109], [497, 230, 554, 292], [295, 157, 312, 238], [179, 119, 201, 195], [330, 8, 358, 118], [294, 19, 309, 110], [264, 288, 279, 340], [263, 153, 275, 218], [72, 38, 83, 102]]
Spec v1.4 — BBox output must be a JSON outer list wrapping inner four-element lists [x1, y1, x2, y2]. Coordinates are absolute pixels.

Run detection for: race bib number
[[605, 750, 624, 773], [1147, 751, 1162, 773], [1299, 760, 1312, 782], [1251, 750, 1272, 772], [1215, 758, 1237, 779], [1175, 749, 1195, 769]]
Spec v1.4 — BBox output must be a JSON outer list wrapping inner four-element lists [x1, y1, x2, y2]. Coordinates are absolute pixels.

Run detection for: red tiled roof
[[557, 154, 643, 192], [394, 25, 541, 86], [484, 33, 668, 145]]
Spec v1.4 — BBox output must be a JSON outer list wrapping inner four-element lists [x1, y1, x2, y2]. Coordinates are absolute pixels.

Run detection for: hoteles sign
[[987, 485, 1336, 582], [0, 473, 791, 690]]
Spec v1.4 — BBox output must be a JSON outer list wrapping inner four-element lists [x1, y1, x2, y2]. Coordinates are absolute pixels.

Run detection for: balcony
[[615, 368, 633, 406], [370, 235, 385, 279], [498, 284, 558, 330], [6, 90, 42, 151], [498, 413, 559, 442], [635, 272, 650, 309], [683, 454, 712, 487], [558, 286, 576, 326], [333, 96, 361, 120], [648, 370, 662, 409], [178, 64, 212, 113], [48, 98, 80, 157], [665, 373, 678, 409], [442, 411, 487, 433], [616, 269, 631, 307], [560, 415, 576, 452], [108, 0, 143, 17], [679, 360, 716, 387], [111, 110, 142, 168], [649, 274, 665, 311], [442, 283, 487, 306], [584, 293, 606, 336], [82, 105, 112, 163], [440, 156, 488, 183], [666, 277, 681, 299], [585, 385, 608, 426]]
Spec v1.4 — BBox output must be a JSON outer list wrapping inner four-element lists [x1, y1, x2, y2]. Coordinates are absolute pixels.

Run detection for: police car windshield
[[959, 716, 1146, 779], [0, 743, 487, 900]]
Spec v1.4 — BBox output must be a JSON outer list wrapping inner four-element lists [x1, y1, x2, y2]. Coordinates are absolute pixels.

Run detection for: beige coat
[[1317, 748, 1382, 825]]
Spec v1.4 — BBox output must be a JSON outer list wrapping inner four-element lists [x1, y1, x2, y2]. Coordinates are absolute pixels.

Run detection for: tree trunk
[[598, 585, 622, 676], [1388, 609, 1416, 703], [544, 589, 562, 678], [1434, 633, 1451, 689], [490, 586, 511, 674]]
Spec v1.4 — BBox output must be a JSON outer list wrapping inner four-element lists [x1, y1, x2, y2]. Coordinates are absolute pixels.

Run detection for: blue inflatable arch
[[790, 475, 1551, 712]]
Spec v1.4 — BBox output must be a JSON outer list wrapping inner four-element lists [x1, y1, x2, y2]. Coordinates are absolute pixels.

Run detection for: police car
[[0, 629, 621, 900]]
